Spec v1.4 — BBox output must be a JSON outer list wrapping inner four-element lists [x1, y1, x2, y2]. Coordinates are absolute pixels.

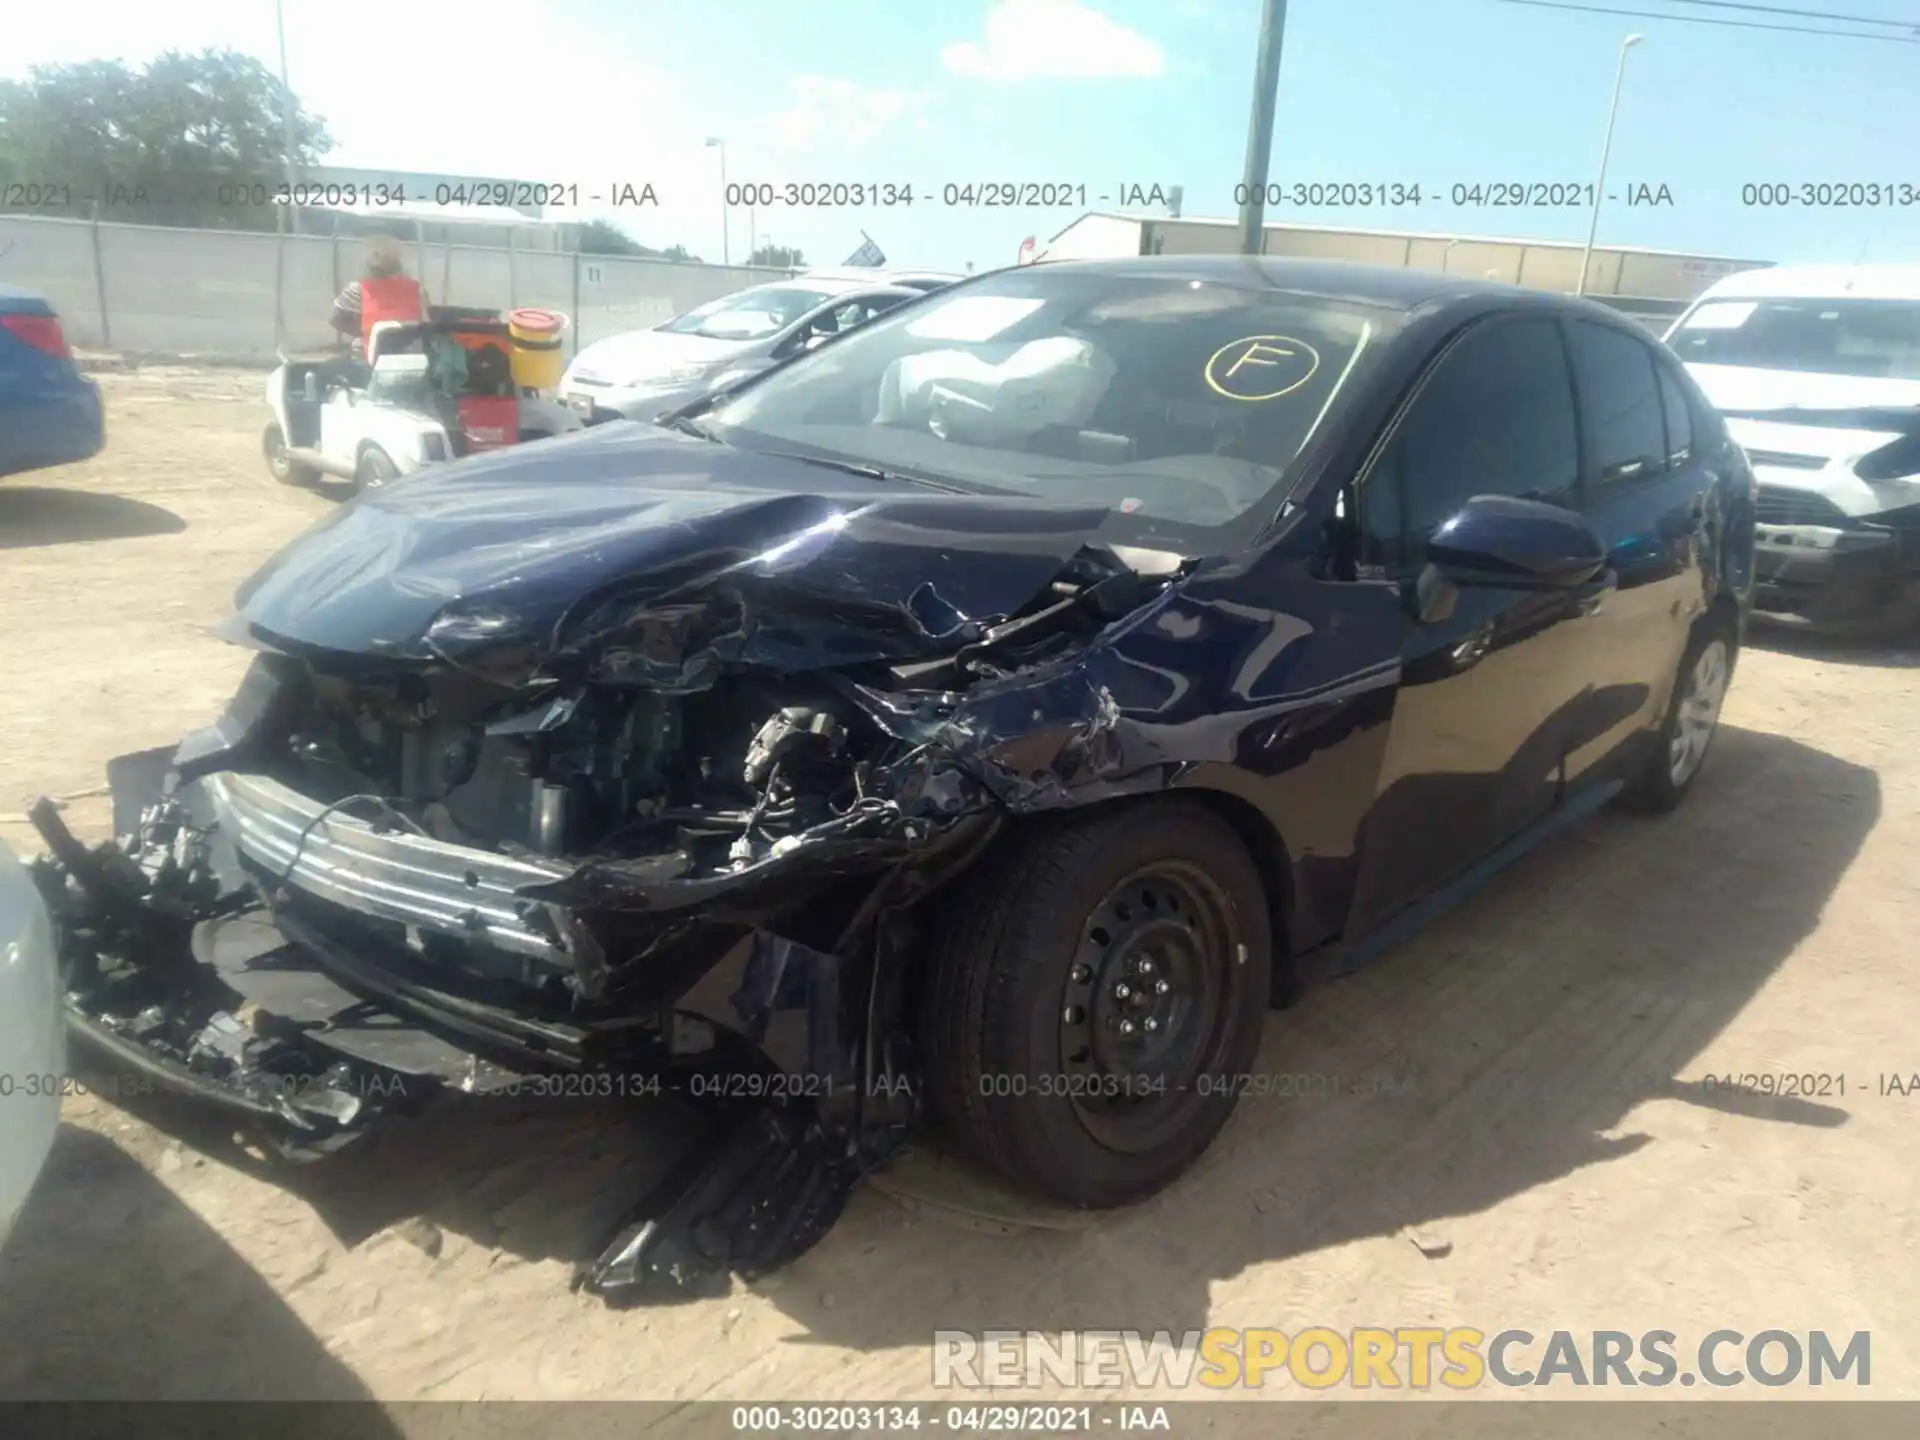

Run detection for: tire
[[1621, 615, 1736, 814], [919, 798, 1273, 1208], [354, 445, 398, 490], [262, 422, 318, 486]]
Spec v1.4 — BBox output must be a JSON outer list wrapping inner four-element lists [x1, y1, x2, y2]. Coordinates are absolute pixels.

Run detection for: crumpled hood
[[233, 422, 1117, 688]]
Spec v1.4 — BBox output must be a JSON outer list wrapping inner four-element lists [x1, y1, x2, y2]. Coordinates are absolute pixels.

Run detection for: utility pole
[[1577, 33, 1643, 296], [706, 138, 730, 266], [275, 0, 301, 235], [1235, 0, 1289, 256]]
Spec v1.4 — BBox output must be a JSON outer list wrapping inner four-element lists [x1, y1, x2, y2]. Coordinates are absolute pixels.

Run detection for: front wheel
[[1621, 618, 1734, 814], [919, 799, 1273, 1208], [354, 445, 398, 490]]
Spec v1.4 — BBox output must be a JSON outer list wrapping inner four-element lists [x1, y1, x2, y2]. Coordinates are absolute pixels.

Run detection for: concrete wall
[[1062, 215, 1768, 302], [0, 214, 787, 358]]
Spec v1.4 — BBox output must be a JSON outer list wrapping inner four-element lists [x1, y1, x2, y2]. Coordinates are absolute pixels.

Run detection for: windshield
[[1669, 297, 1920, 381], [659, 286, 838, 341], [703, 269, 1391, 532]]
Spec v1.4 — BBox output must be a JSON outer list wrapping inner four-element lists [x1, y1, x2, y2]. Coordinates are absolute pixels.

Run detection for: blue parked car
[[0, 284, 104, 479]]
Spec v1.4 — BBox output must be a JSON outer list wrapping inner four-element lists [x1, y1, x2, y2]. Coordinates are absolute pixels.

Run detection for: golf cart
[[263, 306, 583, 489]]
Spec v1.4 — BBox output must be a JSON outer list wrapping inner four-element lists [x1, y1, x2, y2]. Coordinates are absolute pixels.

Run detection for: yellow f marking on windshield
[[1205, 335, 1321, 402]]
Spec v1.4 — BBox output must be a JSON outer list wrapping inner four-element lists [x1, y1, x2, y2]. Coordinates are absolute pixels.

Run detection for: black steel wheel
[[920, 797, 1273, 1208]]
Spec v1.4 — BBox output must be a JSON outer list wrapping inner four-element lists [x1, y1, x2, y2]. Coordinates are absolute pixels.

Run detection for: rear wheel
[[354, 445, 398, 490], [262, 422, 318, 485], [1622, 617, 1734, 814], [919, 799, 1273, 1208]]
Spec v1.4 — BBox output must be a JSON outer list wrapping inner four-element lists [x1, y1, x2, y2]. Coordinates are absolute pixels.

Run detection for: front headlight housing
[[659, 363, 714, 384]]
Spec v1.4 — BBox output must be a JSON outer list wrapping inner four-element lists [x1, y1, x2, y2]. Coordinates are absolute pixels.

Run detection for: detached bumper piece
[[576, 1105, 902, 1304], [28, 792, 478, 1160], [27, 757, 912, 1296]]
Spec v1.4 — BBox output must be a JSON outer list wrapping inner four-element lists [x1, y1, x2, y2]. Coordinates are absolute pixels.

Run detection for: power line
[[1668, 0, 1920, 29], [1497, 0, 1920, 41]]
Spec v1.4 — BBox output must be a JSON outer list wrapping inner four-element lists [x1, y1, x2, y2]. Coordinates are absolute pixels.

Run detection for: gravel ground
[[2, 369, 1917, 1418]]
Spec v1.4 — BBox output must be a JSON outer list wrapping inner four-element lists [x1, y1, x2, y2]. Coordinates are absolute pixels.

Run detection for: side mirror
[[1428, 494, 1605, 590], [1414, 495, 1605, 624]]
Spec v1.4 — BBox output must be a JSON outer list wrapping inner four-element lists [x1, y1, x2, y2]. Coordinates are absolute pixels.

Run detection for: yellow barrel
[[508, 308, 568, 391]]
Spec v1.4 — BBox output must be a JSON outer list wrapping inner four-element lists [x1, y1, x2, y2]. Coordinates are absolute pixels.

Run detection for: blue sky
[[7, 0, 1919, 272]]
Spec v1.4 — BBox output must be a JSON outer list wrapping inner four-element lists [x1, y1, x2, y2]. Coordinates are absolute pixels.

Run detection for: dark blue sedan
[[33, 257, 1756, 1303], [0, 284, 104, 479]]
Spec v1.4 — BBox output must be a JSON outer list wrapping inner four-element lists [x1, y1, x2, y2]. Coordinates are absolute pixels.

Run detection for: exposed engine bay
[[28, 529, 1189, 1302]]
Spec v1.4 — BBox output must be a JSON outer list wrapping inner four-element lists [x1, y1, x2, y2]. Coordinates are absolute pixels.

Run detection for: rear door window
[[1655, 361, 1694, 467], [1566, 319, 1667, 486]]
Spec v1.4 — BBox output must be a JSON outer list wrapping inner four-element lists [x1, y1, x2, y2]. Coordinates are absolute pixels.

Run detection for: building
[[1032, 212, 1772, 328]]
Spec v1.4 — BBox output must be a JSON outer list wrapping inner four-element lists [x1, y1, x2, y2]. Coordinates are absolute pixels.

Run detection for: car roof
[[799, 267, 963, 286], [826, 284, 922, 300], [741, 274, 874, 296], [1692, 264, 1920, 303], [0, 282, 54, 316], [1015, 254, 1560, 312]]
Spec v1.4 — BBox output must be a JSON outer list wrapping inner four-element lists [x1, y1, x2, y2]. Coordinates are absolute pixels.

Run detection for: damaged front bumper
[[1752, 520, 1915, 627], [27, 749, 940, 1300]]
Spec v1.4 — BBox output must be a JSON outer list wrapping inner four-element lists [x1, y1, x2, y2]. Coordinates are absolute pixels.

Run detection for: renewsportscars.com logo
[[932, 1328, 1872, 1390]]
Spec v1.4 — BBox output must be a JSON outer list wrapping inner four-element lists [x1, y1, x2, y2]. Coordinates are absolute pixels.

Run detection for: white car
[[560, 272, 959, 424], [1665, 264, 1920, 635], [0, 841, 62, 1249]]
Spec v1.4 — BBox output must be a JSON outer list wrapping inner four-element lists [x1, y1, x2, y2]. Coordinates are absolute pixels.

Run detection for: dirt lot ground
[[2, 369, 1917, 1417]]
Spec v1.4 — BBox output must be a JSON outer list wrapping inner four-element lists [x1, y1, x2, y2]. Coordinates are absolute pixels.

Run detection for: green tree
[[578, 217, 645, 255], [578, 219, 702, 263], [0, 49, 331, 230], [749, 243, 805, 268]]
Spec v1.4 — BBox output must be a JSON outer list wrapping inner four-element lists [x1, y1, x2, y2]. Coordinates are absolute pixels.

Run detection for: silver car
[[561, 276, 947, 423]]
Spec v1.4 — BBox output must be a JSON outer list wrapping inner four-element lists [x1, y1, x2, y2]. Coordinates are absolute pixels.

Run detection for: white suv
[[1666, 265, 1920, 635]]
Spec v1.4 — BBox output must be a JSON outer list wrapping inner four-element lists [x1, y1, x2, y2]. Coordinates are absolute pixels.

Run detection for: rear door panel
[[1560, 319, 1712, 788]]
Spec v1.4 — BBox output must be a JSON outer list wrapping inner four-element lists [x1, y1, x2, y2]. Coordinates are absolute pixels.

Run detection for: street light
[[274, 0, 299, 235], [1577, 32, 1643, 297], [706, 137, 729, 266], [1235, 0, 1291, 255]]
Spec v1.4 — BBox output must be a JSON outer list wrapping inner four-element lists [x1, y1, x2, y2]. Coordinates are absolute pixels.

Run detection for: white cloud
[[1, 3, 930, 262], [942, 0, 1165, 83]]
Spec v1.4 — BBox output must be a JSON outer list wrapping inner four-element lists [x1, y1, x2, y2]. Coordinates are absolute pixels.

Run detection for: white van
[[1665, 265, 1920, 635]]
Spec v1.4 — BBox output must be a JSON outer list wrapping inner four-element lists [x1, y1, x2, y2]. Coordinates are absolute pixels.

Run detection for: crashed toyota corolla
[[28, 256, 1752, 1301]]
